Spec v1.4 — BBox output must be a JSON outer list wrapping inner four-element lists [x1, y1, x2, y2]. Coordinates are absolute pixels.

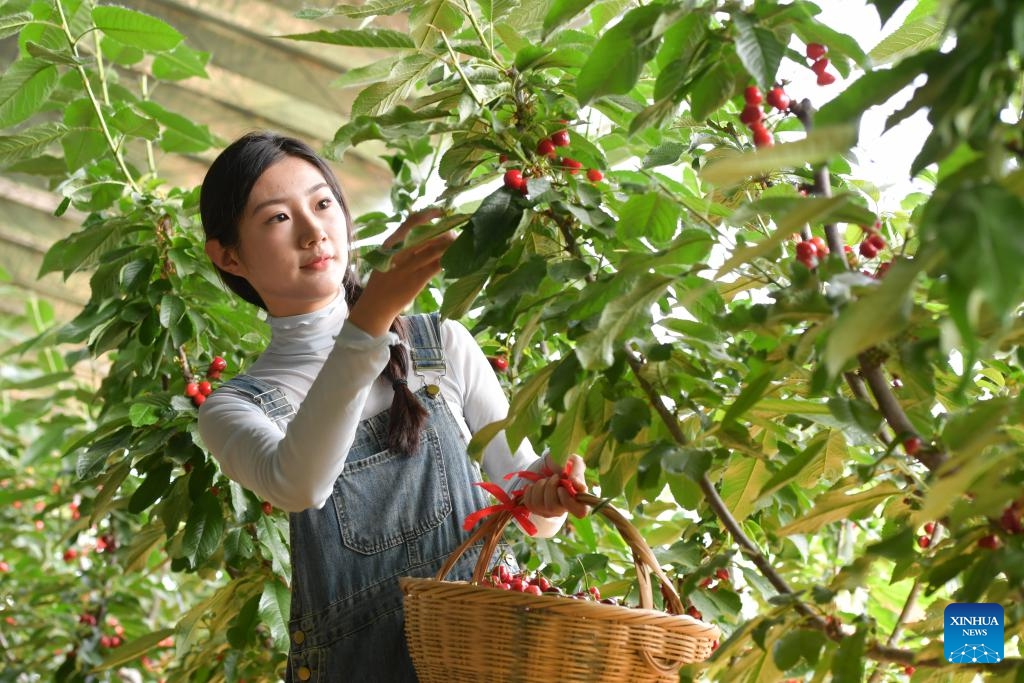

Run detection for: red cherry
[[209, 356, 227, 372], [809, 236, 829, 257], [923, 522, 935, 534], [488, 355, 509, 372], [743, 85, 762, 105], [867, 233, 887, 250], [904, 665, 916, 676], [503, 169, 525, 191], [550, 130, 570, 147], [63, 548, 78, 562], [806, 43, 827, 60], [0, 561, 9, 572], [796, 241, 817, 262], [687, 606, 703, 620], [978, 534, 1001, 550], [261, 501, 273, 515], [715, 568, 730, 582], [751, 124, 773, 148], [536, 138, 555, 156], [766, 87, 790, 111], [498, 153, 508, 164], [811, 58, 830, 74], [917, 535, 931, 549], [524, 584, 543, 596], [588, 586, 601, 600], [192, 393, 206, 407], [560, 157, 583, 174], [859, 240, 879, 258], [207, 370, 222, 381], [185, 382, 199, 397], [586, 168, 604, 182], [739, 104, 763, 126], [903, 437, 922, 455], [700, 577, 713, 588], [817, 71, 837, 86]]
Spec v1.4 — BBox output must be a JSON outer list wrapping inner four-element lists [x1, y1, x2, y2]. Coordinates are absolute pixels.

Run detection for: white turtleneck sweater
[[197, 295, 562, 536]]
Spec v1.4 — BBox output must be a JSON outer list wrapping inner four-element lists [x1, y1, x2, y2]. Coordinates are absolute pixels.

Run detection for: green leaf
[[128, 462, 172, 513], [616, 192, 679, 245], [721, 368, 775, 427], [137, 100, 218, 154], [25, 40, 81, 66], [0, 57, 58, 127], [642, 142, 687, 169], [830, 624, 867, 683], [758, 432, 828, 499], [0, 122, 67, 167], [441, 188, 523, 278], [543, 0, 593, 37], [0, 11, 33, 40], [777, 481, 901, 536], [92, 6, 183, 51], [773, 629, 827, 670], [689, 60, 735, 121], [720, 455, 770, 522], [816, 51, 936, 128], [38, 220, 120, 278], [281, 28, 415, 49], [295, 0, 411, 19], [824, 256, 924, 377], [576, 5, 665, 105], [256, 514, 291, 578], [351, 54, 436, 117], [440, 270, 488, 320], [576, 273, 673, 370], [732, 14, 785, 91], [258, 580, 291, 651], [868, 2, 944, 65], [610, 396, 650, 441], [701, 125, 858, 187], [95, 628, 175, 671], [181, 493, 225, 567], [151, 43, 210, 81]]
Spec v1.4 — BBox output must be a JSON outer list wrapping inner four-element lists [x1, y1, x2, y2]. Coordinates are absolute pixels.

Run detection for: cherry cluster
[[794, 235, 829, 269], [858, 224, 887, 259], [184, 355, 227, 407], [806, 43, 836, 86], [501, 127, 603, 196], [481, 566, 614, 603], [740, 85, 787, 148], [488, 354, 509, 373]]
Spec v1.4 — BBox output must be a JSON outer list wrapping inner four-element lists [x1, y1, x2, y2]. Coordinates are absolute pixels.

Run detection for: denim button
[[297, 666, 311, 681], [292, 630, 305, 645]]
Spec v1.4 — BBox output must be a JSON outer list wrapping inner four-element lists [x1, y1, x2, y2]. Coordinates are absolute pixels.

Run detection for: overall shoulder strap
[[403, 312, 446, 375], [221, 374, 296, 429]]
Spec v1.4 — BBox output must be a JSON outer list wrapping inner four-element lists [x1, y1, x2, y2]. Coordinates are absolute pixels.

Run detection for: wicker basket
[[400, 492, 720, 682]]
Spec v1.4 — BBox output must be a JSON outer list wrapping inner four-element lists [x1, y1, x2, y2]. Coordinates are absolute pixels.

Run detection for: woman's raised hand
[[347, 209, 454, 337]]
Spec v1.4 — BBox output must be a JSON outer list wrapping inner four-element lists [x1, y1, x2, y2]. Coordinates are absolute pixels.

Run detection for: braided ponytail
[[343, 273, 429, 455]]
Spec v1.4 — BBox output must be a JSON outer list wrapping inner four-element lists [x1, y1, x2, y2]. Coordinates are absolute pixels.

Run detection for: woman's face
[[213, 155, 350, 317]]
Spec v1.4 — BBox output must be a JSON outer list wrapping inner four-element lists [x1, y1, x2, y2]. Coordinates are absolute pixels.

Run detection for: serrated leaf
[[869, 12, 944, 65], [732, 15, 785, 91], [689, 60, 735, 121], [25, 40, 82, 66], [543, 0, 593, 37], [777, 481, 901, 536], [816, 51, 935, 128], [576, 5, 665, 105], [281, 28, 415, 49], [137, 100, 218, 154], [616, 191, 679, 245], [0, 11, 33, 40], [351, 54, 436, 117], [701, 125, 858, 187], [128, 462, 172, 512], [259, 580, 291, 651], [256, 514, 291, 578], [0, 121, 67, 167], [642, 142, 687, 169], [721, 455, 770, 522], [181, 493, 225, 567], [0, 57, 58, 127], [95, 628, 175, 671], [295, 0, 411, 19], [151, 43, 210, 81], [92, 5, 183, 51]]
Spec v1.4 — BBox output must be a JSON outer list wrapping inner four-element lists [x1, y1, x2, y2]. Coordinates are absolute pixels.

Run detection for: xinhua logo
[[944, 603, 1004, 663]]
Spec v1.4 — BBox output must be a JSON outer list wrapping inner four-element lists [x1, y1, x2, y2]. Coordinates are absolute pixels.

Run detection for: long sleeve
[[198, 322, 396, 512], [442, 320, 567, 538]]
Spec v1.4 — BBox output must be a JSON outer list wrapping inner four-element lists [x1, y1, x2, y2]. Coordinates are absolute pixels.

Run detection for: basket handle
[[436, 491, 685, 615]]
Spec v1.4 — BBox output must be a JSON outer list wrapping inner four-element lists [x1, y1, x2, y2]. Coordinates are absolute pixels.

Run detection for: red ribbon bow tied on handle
[[462, 481, 537, 536]]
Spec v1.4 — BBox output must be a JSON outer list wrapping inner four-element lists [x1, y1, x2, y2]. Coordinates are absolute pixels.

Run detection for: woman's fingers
[[383, 207, 446, 249]]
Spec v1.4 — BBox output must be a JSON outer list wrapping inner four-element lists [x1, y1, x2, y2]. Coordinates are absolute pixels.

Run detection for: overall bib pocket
[[333, 426, 452, 555]]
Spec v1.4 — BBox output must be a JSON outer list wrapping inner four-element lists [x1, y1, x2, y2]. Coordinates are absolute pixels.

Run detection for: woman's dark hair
[[199, 131, 428, 455]]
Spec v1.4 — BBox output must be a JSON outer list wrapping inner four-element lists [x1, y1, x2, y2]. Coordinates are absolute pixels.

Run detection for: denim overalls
[[224, 313, 513, 682]]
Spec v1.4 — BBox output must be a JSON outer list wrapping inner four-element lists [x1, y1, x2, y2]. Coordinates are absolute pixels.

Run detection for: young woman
[[197, 131, 587, 682]]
